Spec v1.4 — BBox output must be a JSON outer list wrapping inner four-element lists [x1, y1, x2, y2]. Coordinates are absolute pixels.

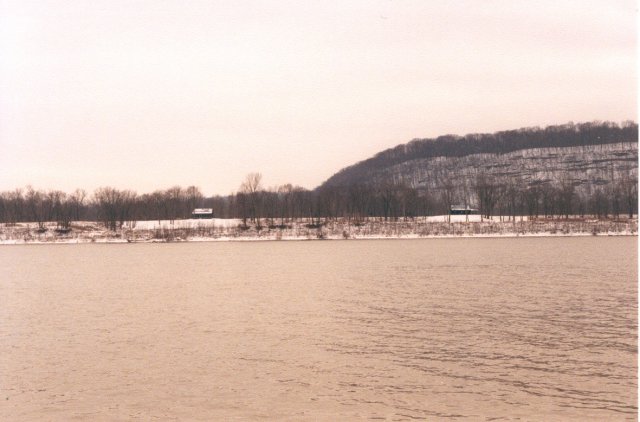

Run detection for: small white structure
[[449, 205, 479, 215], [192, 208, 214, 219]]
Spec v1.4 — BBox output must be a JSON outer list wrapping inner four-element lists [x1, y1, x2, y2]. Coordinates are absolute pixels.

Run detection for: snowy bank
[[0, 216, 636, 244]]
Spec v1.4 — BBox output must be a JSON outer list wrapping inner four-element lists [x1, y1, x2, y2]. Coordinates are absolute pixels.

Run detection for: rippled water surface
[[1, 237, 637, 420]]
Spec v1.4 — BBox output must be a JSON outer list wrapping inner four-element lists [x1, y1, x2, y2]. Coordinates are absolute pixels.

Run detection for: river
[[0, 237, 636, 420]]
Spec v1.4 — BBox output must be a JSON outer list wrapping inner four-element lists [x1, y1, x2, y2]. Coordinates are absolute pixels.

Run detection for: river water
[[0, 237, 636, 421]]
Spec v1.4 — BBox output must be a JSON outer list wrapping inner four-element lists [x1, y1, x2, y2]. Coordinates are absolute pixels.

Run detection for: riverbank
[[0, 216, 636, 244]]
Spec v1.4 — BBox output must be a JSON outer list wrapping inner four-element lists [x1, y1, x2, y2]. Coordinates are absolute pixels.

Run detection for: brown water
[[0, 238, 637, 421]]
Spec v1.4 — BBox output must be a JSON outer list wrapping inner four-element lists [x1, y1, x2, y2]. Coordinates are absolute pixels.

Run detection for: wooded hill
[[320, 121, 638, 189]]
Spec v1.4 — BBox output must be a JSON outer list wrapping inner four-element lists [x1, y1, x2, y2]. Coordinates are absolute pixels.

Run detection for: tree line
[[0, 171, 636, 231]]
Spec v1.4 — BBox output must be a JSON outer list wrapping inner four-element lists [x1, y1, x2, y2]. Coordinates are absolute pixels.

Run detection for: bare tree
[[540, 184, 557, 218], [70, 189, 87, 221], [165, 186, 184, 223], [25, 186, 46, 229], [474, 174, 498, 220], [504, 181, 520, 222], [557, 177, 575, 219], [240, 173, 263, 226], [185, 186, 204, 216], [94, 187, 122, 231], [118, 190, 137, 228], [620, 173, 638, 218], [277, 183, 294, 225], [590, 188, 609, 218], [346, 184, 371, 223], [440, 181, 457, 223], [94, 187, 136, 231], [55, 192, 74, 230], [523, 185, 541, 219]]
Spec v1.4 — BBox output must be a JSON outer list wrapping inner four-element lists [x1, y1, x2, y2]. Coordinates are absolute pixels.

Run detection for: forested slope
[[321, 122, 638, 192]]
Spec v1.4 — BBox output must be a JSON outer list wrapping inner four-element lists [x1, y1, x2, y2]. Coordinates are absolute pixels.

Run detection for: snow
[[0, 216, 635, 244], [130, 218, 242, 230], [423, 215, 529, 223]]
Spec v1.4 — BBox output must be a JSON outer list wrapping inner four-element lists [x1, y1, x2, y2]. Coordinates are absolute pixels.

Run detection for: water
[[0, 237, 636, 421]]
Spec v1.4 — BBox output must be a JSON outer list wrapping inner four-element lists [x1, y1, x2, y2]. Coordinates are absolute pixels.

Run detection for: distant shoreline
[[1, 216, 636, 245], [0, 232, 635, 246]]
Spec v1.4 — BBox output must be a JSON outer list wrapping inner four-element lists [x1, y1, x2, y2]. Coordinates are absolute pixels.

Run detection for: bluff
[[319, 122, 638, 198]]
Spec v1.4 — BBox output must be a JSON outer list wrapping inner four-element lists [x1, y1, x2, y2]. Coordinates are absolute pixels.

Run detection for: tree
[[504, 181, 521, 222], [117, 190, 137, 228], [185, 186, 204, 216], [540, 184, 557, 218], [277, 183, 294, 225], [94, 187, 121, 231], [474, 174, 498, 220], [590, 188, 609, 218], [440, 181, 456, 222], [620, 173, 638, 218], [93, 187, 136, 231], [346, 184, 371, 222], [165, 186, 184, 223], [235, 192, 249, 227], [557, 177, 575, 219], [25, 186, 46, 229], [55, 192, 74, 230], [239, 173, 264, 226], [70, 189, 87, 221], [523, 185, 541, 219]]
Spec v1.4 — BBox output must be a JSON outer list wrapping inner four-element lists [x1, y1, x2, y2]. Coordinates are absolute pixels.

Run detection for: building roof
[[192, 208, 213, 214]]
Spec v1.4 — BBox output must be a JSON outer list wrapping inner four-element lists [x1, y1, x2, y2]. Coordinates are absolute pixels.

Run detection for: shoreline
[[1, 217, 636, 245], [0, 232, 636, 246]]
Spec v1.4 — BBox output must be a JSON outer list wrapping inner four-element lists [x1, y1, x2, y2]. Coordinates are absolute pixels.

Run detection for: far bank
[[0, 216, 636, 244]]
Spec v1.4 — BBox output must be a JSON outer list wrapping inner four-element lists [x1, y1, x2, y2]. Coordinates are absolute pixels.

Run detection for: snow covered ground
[[129, 218, 242, 230], [128, 215, 519, 228], [0, 216, 635, 244]]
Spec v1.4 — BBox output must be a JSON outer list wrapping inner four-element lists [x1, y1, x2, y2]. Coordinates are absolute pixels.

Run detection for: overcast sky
[[0, 0, 636, 195]]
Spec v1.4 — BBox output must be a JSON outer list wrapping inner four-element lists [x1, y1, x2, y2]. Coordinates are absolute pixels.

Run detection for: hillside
[[320, 122, 638, 198], [365, 142, 636, 195]]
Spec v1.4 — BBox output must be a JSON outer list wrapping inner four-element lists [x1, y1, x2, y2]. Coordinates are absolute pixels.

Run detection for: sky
[[0, 0, 636, 196]]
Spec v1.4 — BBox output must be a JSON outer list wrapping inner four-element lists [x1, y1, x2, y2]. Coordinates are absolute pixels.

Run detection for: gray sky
[[0, 0, 636, 195]]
